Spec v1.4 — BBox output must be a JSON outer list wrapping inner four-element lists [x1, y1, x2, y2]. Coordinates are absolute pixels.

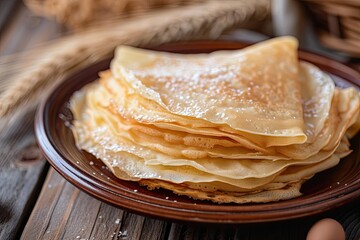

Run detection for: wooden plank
[[22, 169, 168, 240], [0, 3, 64, 240], [85, 203, 124, 240], [167, 223, 186, 240], [0, 145, 46, 240], [140, 218, 170, 240], [0, 106, 48, 240], [117, 212, 145, 240]]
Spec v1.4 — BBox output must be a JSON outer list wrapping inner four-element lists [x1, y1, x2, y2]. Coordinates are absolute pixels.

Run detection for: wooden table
[[1, 2, 359, 240]]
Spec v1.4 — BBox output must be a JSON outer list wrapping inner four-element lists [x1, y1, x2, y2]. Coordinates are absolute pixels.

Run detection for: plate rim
[[35, 40, 360, 223]]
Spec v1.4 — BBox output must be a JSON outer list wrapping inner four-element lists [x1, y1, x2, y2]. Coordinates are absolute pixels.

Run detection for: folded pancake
[[298, 62, 335, 142], [111, 37, 307, 147], [69, 36, 360, 203], [81, 60, 342, 160], [70, 81, 354, 182], [99, 70, 276, 153], [71, 104, 350, 202], [276, 87, 360, 159], [71, 104, 349, 193], [94, 74, 284, 159]]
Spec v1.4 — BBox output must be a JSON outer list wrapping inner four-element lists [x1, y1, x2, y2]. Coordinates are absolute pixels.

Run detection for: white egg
[[306, 218, 345, 240]]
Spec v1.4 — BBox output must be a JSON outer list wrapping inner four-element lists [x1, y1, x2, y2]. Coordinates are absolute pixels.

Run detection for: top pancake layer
[[111, 37, 306, 144]]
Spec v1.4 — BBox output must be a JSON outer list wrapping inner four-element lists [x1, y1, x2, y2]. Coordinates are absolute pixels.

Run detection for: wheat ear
[[0, 0, 269, 122]]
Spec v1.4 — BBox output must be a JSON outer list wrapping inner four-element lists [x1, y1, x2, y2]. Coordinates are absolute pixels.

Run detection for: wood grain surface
[[20, 168, 360, 240], [0, 1, 62, 239], [0, 2, 359, 240]]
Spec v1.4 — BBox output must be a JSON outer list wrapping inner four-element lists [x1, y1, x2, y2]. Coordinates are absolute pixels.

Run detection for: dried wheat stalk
[[25, 0, 205, 29], [0, 0, 269, 129]]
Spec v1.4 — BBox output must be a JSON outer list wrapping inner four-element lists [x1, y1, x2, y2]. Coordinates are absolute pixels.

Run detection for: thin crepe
[[111, 37, 307, 147]]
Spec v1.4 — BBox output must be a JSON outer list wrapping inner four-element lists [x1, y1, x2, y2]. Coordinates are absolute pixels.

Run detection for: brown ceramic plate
[[35, 41, 360, 223]]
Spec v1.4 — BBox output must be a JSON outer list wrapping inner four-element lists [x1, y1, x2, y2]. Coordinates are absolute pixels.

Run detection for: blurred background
[[1, 0, 359, 57]]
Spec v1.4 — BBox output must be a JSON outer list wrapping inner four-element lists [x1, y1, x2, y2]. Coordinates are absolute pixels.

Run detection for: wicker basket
[[301, 0, 360, 57]]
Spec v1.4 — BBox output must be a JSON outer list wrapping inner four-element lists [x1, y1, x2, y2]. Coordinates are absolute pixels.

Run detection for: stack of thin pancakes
[[70, 37, 360, 203]]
